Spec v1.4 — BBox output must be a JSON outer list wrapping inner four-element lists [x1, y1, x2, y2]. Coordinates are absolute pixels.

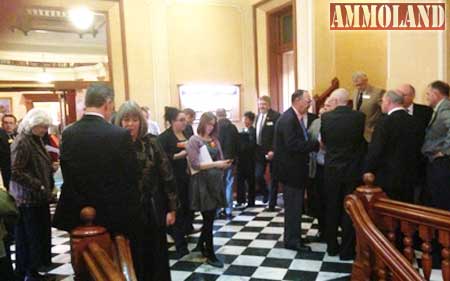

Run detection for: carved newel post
[[70, 207, 113, 281]]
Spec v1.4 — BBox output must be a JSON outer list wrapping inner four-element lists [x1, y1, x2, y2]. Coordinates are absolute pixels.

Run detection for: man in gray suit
[[422, 80, 450, 211], [352, 71, 385, 142]]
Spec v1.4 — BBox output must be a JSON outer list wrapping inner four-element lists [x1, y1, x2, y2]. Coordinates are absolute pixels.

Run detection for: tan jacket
[[353, 85, 385, 142]]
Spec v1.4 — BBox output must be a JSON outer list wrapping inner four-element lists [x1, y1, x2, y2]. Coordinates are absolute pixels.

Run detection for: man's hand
[[166, 211, 176, 226], [266, 151, 274, 161]]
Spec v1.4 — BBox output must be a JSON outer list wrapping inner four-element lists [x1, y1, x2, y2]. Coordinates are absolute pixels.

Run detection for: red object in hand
[[177, 141, 187, 149]]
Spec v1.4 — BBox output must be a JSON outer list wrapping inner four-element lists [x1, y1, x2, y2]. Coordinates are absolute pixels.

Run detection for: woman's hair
[[115, 101, 148, 138], [197, 112, 217, 136], [18, 108, 52, 135], [164, 106, 181, 125]]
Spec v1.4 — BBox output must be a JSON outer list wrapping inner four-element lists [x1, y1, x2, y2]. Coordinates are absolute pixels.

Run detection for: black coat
[[217, 118, 240, 160], [53, 115, 143, 234], [273, 108, 319, 187], [255, 109, 281, 154], [0, 128, 13, 187], [238, 127, 256, 171], [321, 106, 366, 180], [364, 109, 422, 202]]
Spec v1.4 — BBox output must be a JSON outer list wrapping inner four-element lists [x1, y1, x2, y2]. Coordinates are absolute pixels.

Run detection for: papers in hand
[[189, 145, 213, 175]]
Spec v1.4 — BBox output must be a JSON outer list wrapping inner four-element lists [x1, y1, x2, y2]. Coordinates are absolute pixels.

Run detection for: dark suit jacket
[[217, 118, 240, 160], [238, 127, 256, 171], [365, 109, 422, 202], [273, 108, 319, 187], [256, 109, 281, 154], [411, 103, 433, 183], [321, 106, 366, 180], [53, 115, 143, 234]]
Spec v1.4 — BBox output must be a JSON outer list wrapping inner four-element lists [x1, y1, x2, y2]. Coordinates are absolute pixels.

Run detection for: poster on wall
[[178, 84, 240, 122], [0, 98, 12, 116]]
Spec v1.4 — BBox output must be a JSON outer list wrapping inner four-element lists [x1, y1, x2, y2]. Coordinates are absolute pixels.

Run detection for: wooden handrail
[[345, 194, 424, 281], [347, 174, 450, 281], [70, 207, 137, 281], [374, 198, 450, 231], [313, 77, 339, 112]]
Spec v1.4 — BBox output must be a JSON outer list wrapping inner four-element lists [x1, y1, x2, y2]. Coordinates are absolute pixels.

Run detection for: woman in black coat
[[116, 101, 177, 281], [158, 107, 190, 258]]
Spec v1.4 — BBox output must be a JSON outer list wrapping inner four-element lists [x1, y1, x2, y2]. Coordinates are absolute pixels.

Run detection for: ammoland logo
[[330, 2, 445, 30]]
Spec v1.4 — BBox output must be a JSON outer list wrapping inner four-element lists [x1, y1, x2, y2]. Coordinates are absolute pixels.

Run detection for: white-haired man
[[321, 88, 366, 260], [352, 71, 385, 142]]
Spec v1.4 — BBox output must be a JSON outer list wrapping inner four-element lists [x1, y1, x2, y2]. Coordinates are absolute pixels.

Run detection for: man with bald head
[[364, 90, 422, 203], [397, 84, 433, 130], [397, 84, 433, 203], [321, 88, 366, 260]]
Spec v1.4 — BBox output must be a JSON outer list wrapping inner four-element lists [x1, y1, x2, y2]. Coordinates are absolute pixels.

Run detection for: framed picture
[[0, 98, 12, 115]]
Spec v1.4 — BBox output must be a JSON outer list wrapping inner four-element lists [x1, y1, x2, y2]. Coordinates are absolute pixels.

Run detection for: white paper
[[189, 145, 213, 175]]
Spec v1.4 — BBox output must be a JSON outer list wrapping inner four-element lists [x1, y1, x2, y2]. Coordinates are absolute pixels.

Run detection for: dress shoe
[[262, 195, 269, 204], [284, 243, 312, 252], [206, 257, 224, 268], [339, 254, 355, 261], [176, 247, 190, 259], [267, 206, 276, 212], [304, 233, 323, 243], [327, 247, 339, 256], [247, 202, 256, 207]]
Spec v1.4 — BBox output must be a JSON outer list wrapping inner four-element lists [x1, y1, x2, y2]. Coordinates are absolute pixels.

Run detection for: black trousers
[[283, 185, 305, 247], [15, 205, 51, 276], [198, 210, 216, 258], [237, 164, 255, 205], [255, 153, 278, 206], [170, 180, 189, 251], [324, 166, 357, 257], [427, 157, 450, 211]]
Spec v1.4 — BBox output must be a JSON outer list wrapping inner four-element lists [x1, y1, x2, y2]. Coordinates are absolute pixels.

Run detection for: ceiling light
[[68, 7, 94, 30], [37, 68, 53, 84]]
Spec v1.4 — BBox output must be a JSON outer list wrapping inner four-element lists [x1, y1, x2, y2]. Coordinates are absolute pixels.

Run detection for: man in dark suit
[[0, 114, 17, 189], [216, 108, 240, 218], [422, 81, 450, 211], [321, 88, 366, 259], [53, 84, 143, 236], [397, 84, 433, 203], [237, 111, 257, 207], [274, 90, 319, 252], [364, 90, 422, 203], [255, 96, 280, 209]]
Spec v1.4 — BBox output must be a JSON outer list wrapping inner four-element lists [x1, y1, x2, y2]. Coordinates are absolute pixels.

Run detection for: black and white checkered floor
[[9, 201, 444, 281]]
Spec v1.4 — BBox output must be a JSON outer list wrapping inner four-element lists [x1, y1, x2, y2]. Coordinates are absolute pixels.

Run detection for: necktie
[[356, 92, 363, 111], [300, 116, 308, 141]]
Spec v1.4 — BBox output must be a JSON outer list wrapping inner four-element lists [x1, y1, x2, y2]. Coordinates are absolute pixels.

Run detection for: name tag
[[363, 95, 371, 99], [266, 121, 274, 126]]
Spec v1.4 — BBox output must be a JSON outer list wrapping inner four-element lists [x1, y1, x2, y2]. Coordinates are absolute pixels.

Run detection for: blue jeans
[[224, 167, 234, 215]]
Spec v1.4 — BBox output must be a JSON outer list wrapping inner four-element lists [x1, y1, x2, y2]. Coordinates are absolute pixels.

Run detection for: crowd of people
[[0, 70, 448, 281]]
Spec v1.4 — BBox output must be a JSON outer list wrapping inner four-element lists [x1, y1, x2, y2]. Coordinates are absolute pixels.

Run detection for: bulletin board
[[178, 84, 241, 122]]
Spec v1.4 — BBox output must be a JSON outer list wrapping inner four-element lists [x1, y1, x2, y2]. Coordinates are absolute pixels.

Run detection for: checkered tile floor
[[8, 201, 444, 281]]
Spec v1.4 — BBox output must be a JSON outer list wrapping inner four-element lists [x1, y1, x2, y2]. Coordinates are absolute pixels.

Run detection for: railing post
[[351, 174, 387, 281], [70, 207, 113, 281]]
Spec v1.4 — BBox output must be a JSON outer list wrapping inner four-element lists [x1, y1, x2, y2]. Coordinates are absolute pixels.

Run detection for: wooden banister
[[70, 207, 137, 281], [347, 175, 450, 281], [345, 194, 424, 281], [313, 77, 339, 112]]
